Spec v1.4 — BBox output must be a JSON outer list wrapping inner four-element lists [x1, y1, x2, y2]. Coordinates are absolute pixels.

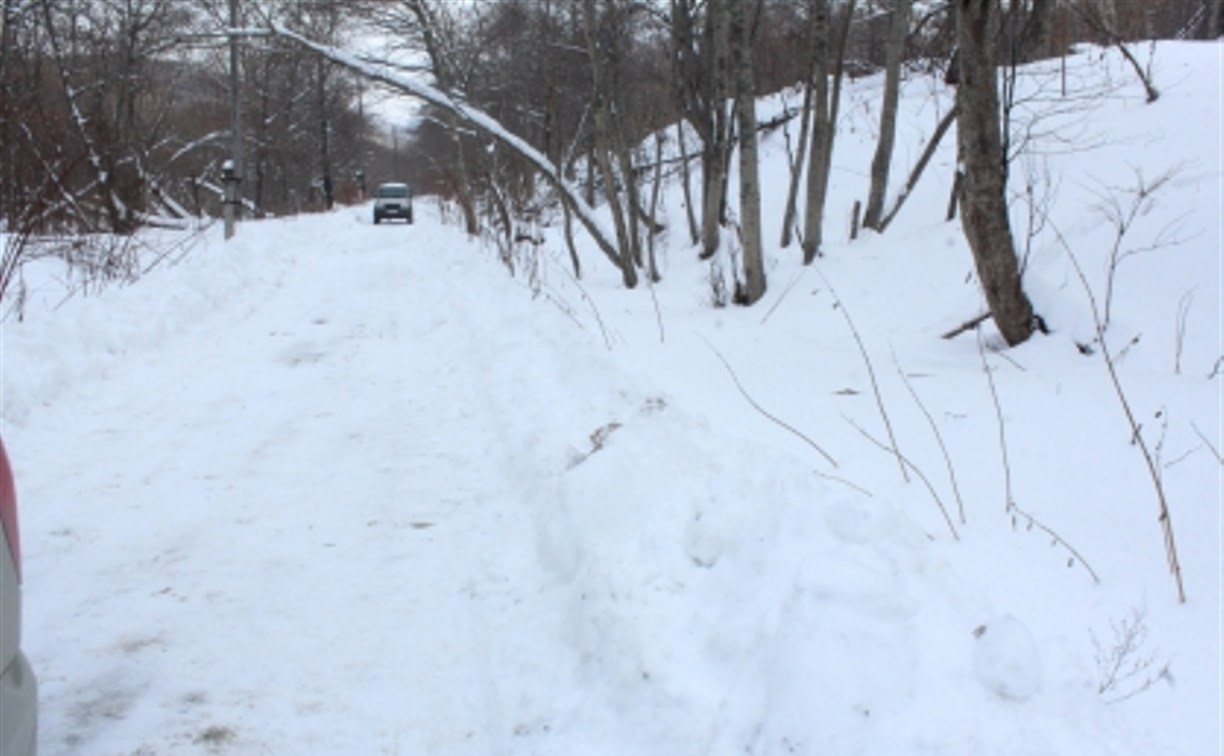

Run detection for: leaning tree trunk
[[862, 0, 910, 231], [730, 0, 765, 304], [956, 0, 1034, 347]]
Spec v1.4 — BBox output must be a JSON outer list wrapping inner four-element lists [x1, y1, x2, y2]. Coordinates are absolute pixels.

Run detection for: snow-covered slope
[[1, 42, 1218, 755]]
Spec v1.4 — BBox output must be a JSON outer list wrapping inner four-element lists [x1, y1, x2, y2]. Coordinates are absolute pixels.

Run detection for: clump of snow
[[973, 614, 1043, 700]]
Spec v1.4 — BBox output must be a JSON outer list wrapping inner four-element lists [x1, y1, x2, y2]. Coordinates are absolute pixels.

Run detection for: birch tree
[[730, 0, 764, 303]]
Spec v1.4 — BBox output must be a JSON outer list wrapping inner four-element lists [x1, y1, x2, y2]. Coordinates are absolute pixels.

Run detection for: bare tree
[[955, 0, 1035, 347], [799, 0, 854, 264], [862, 0, 911, 232], [1208, 0, 1223, 38], [698, 0, 731, 260], [404, 0, 479, 234], [0, 0, 19, 227], [799, 0, 832, 263], [583, 0, 638, 287], [730, 0, 765, 304], [1072, 0, 1160, 102], [780, 0, 824, 251]]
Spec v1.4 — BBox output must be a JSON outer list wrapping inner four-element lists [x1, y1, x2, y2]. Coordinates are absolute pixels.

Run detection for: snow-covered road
[[14, 213, 616, 753]]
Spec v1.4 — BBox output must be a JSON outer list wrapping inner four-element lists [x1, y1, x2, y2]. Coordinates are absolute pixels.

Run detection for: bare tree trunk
[[1072, 0, 1159, 102], [647, 132, 664, 281], [668, 0, 700, 246], [700, 0, 730, 260], [449, 123, 479, 234], [956, 0, 1034, 347], [1114, 42, 1159, 102], [780, 0, 821, 249], [779, 87, 812, 250], [611, 114, 642, 270], [801, 0, 831, 263], [584, 0, 637, 287], [823, 0, 855, 184], [0, 0, 14, 227], [316, 57, 333, 210], [862, 0, 910, 231], [228, 0, 244, 218], [562, 201, 582, 278], [1017, 0, 1056, 61], [676, 121, 699, 245], [407, 0, 478, 234], [730, 0, 765, 304]]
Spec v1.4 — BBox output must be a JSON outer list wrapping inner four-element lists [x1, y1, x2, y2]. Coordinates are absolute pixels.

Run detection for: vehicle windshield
[[378, 185, 409, 199]]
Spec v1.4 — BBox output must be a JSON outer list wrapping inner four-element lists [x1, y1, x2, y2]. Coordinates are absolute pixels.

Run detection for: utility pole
[[227, 0, 243, 233]]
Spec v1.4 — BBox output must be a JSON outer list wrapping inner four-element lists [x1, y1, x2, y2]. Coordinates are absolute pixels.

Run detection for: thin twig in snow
[[760, 269, 808, 325], [977, 329, 1015, 513], [1055, 223, 1186, 603], [844, 416, 959, 541], [1009, 502, 1102, 584], [814, 268, 907, 482], [894, 352, 967, 524], [702, 337, 838, 469], [1191, 422, 1223, 466], [1173, 289, 1194, 375], [556, 262, 612, 351]]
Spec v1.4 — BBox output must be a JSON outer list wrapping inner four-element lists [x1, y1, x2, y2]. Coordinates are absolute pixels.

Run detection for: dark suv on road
[[373, 182, 414, 224]]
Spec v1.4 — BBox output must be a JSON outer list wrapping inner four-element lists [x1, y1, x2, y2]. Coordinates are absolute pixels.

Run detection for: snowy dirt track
[[8, 212, 644, 753]]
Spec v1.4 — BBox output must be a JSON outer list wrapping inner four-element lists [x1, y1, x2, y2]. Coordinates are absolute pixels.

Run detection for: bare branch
[[843, 415, 959, 541], [1055, 223, 1187, 603], [894, 353, 967, 524], [815, 267, 907, 482], [702, 338, 838, 469]]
